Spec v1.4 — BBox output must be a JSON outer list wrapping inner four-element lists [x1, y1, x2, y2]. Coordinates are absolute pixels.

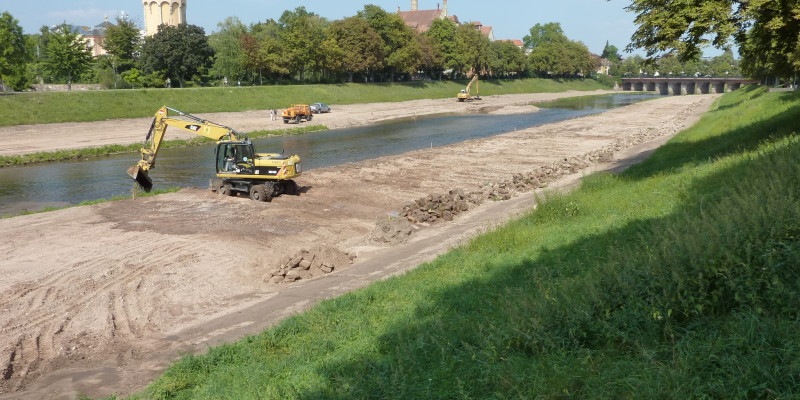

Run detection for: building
[[72, 18, 115, 57], [143, 0, 186, 36], [397, 0, 459, 33], [469, 21, 494, 41], [497, 39, 524, 48]]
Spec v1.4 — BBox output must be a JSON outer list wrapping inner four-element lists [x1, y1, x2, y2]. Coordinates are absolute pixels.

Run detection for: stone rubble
[[264, 247, 356, 284], [399, 99, 701, 225]]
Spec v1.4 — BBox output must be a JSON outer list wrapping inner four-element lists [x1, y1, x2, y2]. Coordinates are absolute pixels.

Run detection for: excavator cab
[[216, 142, 255, 174]]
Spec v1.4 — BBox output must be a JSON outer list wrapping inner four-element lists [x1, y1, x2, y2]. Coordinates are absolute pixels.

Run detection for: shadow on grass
[[300, 132, 800, 399]]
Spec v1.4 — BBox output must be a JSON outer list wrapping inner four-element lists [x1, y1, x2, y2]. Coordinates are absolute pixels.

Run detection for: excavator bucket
[[127, 165, 153, 192]]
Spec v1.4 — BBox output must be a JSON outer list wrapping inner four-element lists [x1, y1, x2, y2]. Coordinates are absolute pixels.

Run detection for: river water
[[0, 93, 658, 216]]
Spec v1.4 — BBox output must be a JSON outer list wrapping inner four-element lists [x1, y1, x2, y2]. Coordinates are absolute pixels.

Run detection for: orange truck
[[281, 104, 313, 124]]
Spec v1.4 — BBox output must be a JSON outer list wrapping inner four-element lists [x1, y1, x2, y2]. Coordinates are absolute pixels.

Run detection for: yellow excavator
[[457, 75, 481, 102], [127, 106, 302, 202]]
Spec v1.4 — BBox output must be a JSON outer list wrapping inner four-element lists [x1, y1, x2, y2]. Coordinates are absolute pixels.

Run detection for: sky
[[0, 0, 726, 58]]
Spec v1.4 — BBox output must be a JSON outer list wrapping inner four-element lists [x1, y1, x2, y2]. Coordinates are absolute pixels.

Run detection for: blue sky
[[1, 0, 725, 57]]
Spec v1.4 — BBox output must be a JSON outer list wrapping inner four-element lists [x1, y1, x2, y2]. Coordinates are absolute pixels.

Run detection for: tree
[[525, 23, 596, 78], [457, 23, 491, 76], [0, 11, 28, 90], [426, 17, 462, 78], [489, 41, 526, 78], [324, 16, 383, 82], [358, 4, 420, 81], [601, 41, 621, 62], [415, 33, 445, 80], [209, 17, 247, 82], [139, 24, 214, 88], [657, 55, 683, 76], [103, 16, 140, 70], [523, 22, 567, 49], [625, 0, 799, 80], [103, 16, 140, 88], [709, 50, 740, 77], [242, 19, 290, 83], [45, 23, 93, 90], [279, 7, 327, 81]]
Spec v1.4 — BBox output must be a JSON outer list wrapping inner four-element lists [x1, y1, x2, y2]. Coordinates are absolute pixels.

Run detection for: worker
[[224, 148, 236, 171]]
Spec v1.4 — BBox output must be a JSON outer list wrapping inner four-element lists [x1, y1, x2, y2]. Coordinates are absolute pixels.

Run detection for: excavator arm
[[127, 106, 246, 191], [457, 75, 479, 101], [465, 75, 478, 93]]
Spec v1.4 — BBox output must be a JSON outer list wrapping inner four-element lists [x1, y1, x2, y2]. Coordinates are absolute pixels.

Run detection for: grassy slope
[[124, 87, 800, 399], [0, 79, 606, 127]]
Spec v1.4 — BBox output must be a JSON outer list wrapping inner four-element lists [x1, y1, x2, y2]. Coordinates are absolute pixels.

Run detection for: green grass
[[119, 86, 800, 399], [0, 78, 607, 127]]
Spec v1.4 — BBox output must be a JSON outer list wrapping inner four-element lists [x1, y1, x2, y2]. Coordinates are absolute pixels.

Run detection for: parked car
[[310, 103, 331, 113]]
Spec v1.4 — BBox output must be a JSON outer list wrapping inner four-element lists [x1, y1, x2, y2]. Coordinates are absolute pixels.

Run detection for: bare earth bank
[[0, 92, 718, 399]]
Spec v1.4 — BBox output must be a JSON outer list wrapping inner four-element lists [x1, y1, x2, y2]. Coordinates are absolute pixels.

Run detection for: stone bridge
[[621, 77, 758, 95]]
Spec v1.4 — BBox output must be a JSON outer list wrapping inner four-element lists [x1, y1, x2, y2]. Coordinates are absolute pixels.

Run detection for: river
[[0, 93, 657, 217]]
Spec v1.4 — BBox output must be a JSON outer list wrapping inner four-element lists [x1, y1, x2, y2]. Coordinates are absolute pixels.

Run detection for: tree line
[[0, 5, 603, 91]]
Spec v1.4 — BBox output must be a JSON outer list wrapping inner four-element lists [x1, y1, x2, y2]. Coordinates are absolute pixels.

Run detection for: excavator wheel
[[219, 184, 235, 196], [249, 185, 272, 202]]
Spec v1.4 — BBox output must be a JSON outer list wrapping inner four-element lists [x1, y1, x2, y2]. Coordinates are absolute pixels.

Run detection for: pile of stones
[[265, 248, 355, 284]]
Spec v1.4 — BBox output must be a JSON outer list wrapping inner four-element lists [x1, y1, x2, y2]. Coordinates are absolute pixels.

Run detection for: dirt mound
[[369, 218, 415, 245], [264, 246, 356, 284]]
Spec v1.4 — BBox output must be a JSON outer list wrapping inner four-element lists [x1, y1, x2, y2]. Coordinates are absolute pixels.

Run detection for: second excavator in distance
[[127, 106, 302, 202], [457, 75, 481, 102]]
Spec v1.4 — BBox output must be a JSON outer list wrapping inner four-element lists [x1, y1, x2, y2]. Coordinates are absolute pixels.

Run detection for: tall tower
[[143, 0, 186, 36], [411, 0, 418, 11], [442, 0, 448, 18]]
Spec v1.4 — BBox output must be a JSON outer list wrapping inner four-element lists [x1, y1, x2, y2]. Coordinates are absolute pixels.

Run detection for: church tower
[[411, 0, 418, 11], [143, 0, 187, 36]]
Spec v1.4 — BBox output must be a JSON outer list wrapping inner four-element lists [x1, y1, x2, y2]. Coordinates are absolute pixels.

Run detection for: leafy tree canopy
[[278, 6, 327, 81], [45, 23, 93, 90], [0, 11, 28, 85], [358, 4, 419, 79], [601, 41, 621, 62], [625, 0, 800, 79], [103, 16, 141, 70], [324, 16, 383, 82], [523, 22, 567, 49], [140, 24, 214, 87], [209, 16, 247, 80]]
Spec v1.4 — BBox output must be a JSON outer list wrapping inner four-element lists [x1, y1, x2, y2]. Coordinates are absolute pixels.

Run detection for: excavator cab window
[[216, 143, 255, 173]]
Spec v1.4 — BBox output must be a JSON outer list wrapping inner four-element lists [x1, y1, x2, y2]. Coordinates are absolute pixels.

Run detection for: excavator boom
[[128, 106, 246, 192]]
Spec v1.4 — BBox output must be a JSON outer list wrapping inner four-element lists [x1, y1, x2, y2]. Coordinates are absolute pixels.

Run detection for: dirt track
[[0, 92, 718, 399]]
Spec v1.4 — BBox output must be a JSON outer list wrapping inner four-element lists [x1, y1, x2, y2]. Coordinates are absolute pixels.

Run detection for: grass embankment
[[124, 87, 799, 399], [0, 78, 606, 127]]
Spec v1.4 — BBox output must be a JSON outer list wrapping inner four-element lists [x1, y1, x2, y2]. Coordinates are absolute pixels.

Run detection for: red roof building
[[397, 0, 459, 33]]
